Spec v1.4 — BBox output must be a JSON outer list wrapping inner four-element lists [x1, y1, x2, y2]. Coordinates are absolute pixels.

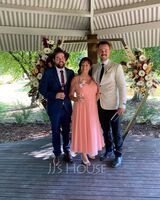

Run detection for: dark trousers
[[98, 101, 123, 157], [49, 107, 71, 156]]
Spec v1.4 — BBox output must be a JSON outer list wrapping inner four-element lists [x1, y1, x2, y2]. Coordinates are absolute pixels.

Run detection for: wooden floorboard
[[0, 134, 160, 200]]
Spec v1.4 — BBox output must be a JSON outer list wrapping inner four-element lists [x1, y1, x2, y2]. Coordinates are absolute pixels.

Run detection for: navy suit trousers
[[49, 106, 71, 156], [98, 101, 123, 157]]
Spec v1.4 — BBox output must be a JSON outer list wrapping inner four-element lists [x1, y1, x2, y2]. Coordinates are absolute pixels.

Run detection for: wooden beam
[[0, 3, 91, 18], [95, 0, 160, 16], [63, 38, 126, 46], [89, 0, 94, 34], [95, 21, 160, 36], [87, 34, 98, 64], [0, 26, 89, 37]]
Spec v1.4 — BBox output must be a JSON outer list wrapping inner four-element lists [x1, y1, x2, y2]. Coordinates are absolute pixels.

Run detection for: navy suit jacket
[[39, 67, 74, 116]]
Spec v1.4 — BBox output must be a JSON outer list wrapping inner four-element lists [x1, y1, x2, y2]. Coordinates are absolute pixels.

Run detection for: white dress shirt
[[56, 67, 67, 85]]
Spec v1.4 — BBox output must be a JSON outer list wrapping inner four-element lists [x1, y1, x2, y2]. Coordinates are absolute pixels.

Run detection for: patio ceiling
[[0, 0, 160, 52]]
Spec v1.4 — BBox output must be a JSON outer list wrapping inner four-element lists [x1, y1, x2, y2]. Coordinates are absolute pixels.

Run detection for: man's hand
[[117, 107, 125, 115], [56, 92, 65, 100]]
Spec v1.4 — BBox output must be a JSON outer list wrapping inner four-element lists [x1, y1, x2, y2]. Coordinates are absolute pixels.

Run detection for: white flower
[[128, 71, 133, 78], [135, 87, 140, 92], [138, 70, 145, 77], [30, 76, 36, 82], [41, 55, 48, 61], [47, 40, 54, 45], [127, 61, 132, 68], [37, 73, 43, 80], [150, 72, 155, 78], [146, 80, 153, 88], [145, 74, 152, 81], [136, 48, 143, 52], [137, 81, 144, 86], [32, 80, 39, 88], [143, 64, 148, 70], [139, 55, 146, 62], [43, 48, 51, 54]]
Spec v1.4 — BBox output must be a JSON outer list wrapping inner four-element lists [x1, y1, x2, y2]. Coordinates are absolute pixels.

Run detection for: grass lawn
[[0, 80, 159, 124], [0, 80, 31, 110]]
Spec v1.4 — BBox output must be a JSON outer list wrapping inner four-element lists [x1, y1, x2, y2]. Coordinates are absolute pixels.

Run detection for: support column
[[87, 34, 98, 64]]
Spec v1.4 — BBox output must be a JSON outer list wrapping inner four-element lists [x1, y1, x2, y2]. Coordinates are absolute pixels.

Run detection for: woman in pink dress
[[69, 57, 104, 166]]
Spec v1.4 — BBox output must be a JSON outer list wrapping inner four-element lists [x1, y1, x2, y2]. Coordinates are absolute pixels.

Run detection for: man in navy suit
[[39, 48, 74, 166]]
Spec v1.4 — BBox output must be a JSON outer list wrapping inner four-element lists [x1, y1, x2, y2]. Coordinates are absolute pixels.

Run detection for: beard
[[56, 62, 65, 68]]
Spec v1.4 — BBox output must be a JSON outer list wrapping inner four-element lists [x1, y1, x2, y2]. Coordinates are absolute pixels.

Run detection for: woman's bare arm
[[69, 77, 78, 102]]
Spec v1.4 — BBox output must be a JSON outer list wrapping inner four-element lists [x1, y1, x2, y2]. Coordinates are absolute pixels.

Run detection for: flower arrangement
[[124, 46, 159, 97], [28, 37, 63, 107]]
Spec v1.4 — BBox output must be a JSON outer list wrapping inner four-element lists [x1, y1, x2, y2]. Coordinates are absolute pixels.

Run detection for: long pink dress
[[71, 78, 104, 156]]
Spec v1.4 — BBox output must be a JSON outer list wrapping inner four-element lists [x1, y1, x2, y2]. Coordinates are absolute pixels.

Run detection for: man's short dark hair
[[97, 40, 112, 48], [52, 47, 69, 60]]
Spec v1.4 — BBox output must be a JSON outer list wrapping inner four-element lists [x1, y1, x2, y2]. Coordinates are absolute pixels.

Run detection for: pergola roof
[[0, 0, 160, 52]]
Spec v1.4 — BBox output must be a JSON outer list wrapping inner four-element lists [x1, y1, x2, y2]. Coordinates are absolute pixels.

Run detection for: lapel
[[93, 60, 113, 84], [92, 64, 100, 83], [65, 67, 69, 85], [104, 59, 112, 75], [53, 67, 61, 87], [100, 60, 113, 84]]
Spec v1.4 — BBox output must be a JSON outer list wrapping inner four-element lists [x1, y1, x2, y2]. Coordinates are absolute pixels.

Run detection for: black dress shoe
[[63, 151, 73, 163], [112, 156, 122, 168], [53, 156, 60, 167], [100, 151, 113, 161]]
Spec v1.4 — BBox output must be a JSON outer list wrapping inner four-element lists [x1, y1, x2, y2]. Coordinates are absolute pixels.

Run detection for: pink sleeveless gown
[[71, 78, 104, 156]]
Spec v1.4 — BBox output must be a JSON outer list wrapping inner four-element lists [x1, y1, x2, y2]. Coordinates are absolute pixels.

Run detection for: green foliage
[[41, 110, 49, 123], [0, 52, 19, 78], [144, 47, 160, 75], [0, 102, 12, 112], [110, 49, 129, 64], [122, 100, 159, 124], [0, 51, 38, 80], [110, 47, 160, 77], [0, 103, 6, 123], [137, 103, 158, 123], [0, 46, 159, 81], [11, 105, 32, 124], [67, 51, 87, 73]]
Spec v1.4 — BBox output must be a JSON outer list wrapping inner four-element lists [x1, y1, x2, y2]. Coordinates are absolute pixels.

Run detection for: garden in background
[[0, 46, 160, 143]]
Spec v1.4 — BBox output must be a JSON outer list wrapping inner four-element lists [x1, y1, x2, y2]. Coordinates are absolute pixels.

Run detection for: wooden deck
[[0, 134, 160, 200]]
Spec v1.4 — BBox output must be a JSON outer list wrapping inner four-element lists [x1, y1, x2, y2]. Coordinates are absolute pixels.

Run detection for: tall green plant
[[11, 104, 32, 124], [137, 103, 158, 123]]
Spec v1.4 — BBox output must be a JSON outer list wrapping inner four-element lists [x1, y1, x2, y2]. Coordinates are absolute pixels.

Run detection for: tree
[[144, 47, 160, 75], [0, 51, 38, 80], [110, 49, 129, 64], [67, 51, 87, 73]]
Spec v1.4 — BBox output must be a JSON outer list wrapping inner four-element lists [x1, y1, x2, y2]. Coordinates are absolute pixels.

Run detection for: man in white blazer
[[92, 41, 126, 167]]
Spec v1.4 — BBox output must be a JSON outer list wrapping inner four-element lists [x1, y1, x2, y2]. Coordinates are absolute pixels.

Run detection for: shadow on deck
[[0, 134, 160, 200]]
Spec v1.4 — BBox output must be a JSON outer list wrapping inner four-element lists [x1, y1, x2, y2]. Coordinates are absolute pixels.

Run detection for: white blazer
[[92, 59, 126, 110]]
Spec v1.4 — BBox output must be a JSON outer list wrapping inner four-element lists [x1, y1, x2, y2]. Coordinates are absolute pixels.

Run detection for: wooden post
[[123, 91, 149, 140], [87, 34, 98, 64]]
